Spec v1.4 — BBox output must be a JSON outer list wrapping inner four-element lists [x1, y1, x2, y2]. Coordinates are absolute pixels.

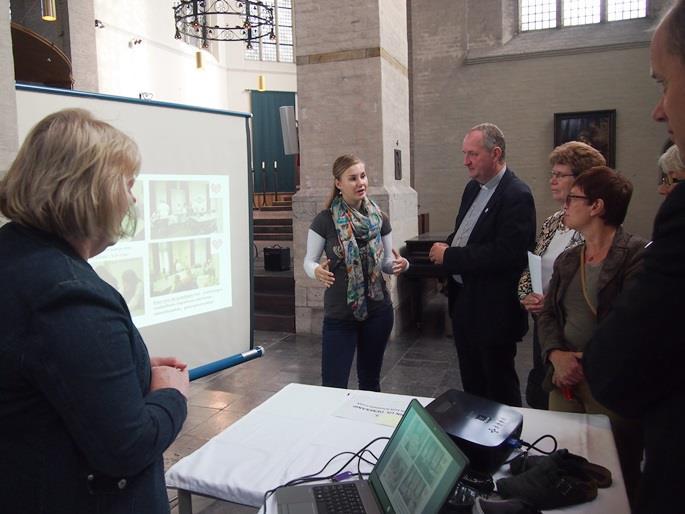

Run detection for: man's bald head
[[651, 1, 685, 154], [662, 0, 685, 65]]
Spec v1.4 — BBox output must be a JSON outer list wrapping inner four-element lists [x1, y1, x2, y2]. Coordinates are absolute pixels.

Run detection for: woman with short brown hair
[[538, 166, 645, 505]]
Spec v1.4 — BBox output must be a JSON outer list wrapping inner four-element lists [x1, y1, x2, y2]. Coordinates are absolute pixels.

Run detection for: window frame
[[519, 0, 648, 32], [245, 0, 294, 64]]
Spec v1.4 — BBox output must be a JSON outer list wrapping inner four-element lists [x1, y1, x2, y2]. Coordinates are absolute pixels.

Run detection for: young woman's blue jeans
[[321, 305, 394, 391]]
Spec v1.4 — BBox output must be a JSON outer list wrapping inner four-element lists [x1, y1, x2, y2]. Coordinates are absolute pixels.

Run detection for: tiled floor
[[165, 294, 535, 513]]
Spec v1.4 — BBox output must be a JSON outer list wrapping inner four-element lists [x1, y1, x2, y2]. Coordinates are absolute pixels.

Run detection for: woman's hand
[[150, 356, 187, 371], [391, 249, 409, 276], [521, 293, 545, 314], [315, 259, 335, 288], [549, 350, 584, 388], [151, 365, 190, 398]]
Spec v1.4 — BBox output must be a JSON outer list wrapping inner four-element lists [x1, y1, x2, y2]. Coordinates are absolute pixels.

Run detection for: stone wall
[[410, 0, 672, 240], [1, 0, 18, 175], [68, 0, 98, 91], [293, 0, 417, 334]]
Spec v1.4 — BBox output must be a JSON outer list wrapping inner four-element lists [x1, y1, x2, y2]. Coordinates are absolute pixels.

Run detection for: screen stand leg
[[178, 489, 193, 514]]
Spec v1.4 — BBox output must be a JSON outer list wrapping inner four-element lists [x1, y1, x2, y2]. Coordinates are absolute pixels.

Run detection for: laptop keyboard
[[313, 484, 367, 514]]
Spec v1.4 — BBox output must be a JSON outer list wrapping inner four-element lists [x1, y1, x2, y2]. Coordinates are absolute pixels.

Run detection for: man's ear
[[492, 146, 503, 162]]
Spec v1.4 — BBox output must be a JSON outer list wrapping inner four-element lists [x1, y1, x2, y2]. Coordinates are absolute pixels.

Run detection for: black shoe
[[497, 454, 598, 509], [509, 449, 612, 488]]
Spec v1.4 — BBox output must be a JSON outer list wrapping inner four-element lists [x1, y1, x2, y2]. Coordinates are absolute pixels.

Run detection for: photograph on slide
[[91, 174, 231, 329]]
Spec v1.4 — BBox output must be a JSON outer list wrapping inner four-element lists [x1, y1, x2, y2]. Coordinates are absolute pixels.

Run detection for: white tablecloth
[[165, 383, 629, 513]]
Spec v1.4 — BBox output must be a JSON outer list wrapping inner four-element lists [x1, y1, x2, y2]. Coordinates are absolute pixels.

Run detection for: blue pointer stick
[[189, 346, 265, 381]]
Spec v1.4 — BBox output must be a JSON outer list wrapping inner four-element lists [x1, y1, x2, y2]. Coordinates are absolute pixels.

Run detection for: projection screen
[[15, 84, 254, 370]]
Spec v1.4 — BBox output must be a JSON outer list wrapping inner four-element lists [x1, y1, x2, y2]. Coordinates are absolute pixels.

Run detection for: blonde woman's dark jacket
[[0, 222, 187, 514]]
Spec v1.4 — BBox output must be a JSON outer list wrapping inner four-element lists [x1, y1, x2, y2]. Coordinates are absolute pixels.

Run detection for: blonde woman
[[0, 109, 188, 514], [304, 154, 408, 391]]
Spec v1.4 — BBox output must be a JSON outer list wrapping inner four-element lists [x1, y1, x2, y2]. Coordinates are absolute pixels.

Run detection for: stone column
[[0, 0, 18, 174], [66, 0, 98, 91], [292, 0, 418, 334]]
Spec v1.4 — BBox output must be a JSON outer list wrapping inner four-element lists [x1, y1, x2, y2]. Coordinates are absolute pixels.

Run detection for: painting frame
[[554, 110, 616, 168]]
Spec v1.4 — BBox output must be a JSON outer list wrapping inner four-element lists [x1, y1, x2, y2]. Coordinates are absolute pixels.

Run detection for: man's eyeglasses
[[565, 194, 589, 206], [660, 173, 682, 186], [550, 171, 576, 180]]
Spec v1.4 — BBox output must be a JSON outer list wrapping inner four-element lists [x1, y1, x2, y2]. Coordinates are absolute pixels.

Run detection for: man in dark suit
[[584, 3, 685, 512], [429, 123, 536, 406]]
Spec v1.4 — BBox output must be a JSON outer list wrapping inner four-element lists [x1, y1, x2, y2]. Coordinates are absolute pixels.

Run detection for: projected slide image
[[149, 180, 222, 239], [150, 239, 220, 297], [129, 180, 145, 241], [91, 174, 231, 329], [94, 258, 146, 317]]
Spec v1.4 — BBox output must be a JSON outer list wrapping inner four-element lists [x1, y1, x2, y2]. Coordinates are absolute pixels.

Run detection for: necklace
[[579, 246, 598, 317], [584, 248, 607, 263]]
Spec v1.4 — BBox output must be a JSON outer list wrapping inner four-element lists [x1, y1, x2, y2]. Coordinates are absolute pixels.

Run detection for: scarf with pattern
[[330, 195, 384, 320]]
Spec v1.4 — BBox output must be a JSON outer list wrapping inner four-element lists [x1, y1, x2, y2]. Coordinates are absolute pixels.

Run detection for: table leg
[[178, 489, 193, 514], [412, 277, 423, 327]]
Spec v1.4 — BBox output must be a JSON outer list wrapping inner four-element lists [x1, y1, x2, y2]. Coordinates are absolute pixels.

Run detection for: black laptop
[[274, 399, 469, 514]]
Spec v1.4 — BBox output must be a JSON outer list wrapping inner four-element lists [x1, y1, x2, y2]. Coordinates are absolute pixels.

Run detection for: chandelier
[[173, 0, 275, 49]]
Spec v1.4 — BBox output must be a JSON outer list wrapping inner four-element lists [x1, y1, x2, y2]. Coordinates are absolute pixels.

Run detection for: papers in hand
[[333, 393, 410, 428], [527, 251, 543, 295]]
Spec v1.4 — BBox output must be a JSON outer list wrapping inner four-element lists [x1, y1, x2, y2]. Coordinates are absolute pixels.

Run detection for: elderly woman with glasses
[[657, 144, 685, 196], [537, 166, 646, 505], [518, 141, 606, 409]]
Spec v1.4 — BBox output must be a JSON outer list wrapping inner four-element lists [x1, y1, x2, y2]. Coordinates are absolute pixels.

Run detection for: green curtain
[[251, 91, 296, 194]]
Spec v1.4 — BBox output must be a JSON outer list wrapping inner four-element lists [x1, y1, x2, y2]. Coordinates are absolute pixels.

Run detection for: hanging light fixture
[[173, 0, 275, 48], [41, 0, 57, 21]]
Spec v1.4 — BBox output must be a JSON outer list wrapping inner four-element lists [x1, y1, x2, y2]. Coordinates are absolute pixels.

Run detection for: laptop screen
[[368, 399, 469, 514]]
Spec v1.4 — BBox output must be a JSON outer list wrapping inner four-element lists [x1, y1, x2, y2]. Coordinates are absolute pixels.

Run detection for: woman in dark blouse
[[303, 154, 408, 391]]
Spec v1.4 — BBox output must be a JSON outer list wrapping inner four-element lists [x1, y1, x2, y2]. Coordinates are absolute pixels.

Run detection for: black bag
[[263, 245, 291, 271]]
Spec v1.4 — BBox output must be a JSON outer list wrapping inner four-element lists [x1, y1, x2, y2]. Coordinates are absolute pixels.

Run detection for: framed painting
[[554, 110, 616, 167]]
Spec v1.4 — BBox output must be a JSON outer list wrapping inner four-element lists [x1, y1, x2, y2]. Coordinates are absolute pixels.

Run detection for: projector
[[426, 389, 523, 474]]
